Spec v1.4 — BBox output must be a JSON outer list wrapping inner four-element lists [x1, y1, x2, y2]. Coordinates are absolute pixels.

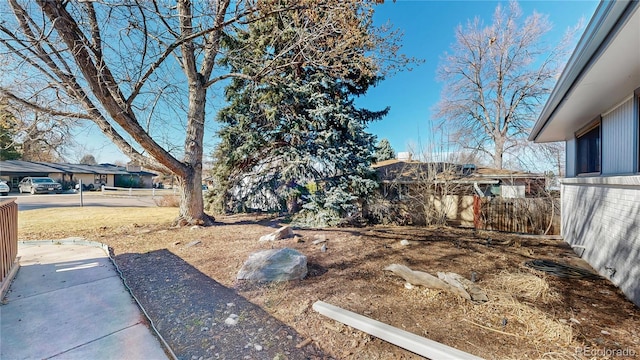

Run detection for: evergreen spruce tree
[[0, 101, 21, 161], [374, 138, 395, 162], [210, 5, 388, 226]]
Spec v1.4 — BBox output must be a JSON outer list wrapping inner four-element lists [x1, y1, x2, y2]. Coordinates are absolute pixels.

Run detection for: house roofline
[[0, 160, 156, 177], [529, 0, 640, 142], [379, 179, 500, 185]]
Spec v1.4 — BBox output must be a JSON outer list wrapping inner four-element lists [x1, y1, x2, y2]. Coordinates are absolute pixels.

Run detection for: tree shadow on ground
[[113, 249, 330, 360]]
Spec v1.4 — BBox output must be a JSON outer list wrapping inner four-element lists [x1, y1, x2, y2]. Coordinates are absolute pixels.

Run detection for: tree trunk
[[176, 169, 215, 226], [493, 135, 505, 170], [175, 72, 215, 226]]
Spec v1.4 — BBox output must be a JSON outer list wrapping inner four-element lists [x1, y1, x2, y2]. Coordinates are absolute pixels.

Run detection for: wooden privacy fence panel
[[1, 199, 18, 284], [473, 196, 560, 235]]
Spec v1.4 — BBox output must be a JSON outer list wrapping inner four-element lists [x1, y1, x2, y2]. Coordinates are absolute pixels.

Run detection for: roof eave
[[529, 0, 638, 142]]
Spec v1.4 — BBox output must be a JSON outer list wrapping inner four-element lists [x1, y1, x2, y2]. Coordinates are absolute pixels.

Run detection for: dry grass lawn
[[17, 207, 640, 360], [19, 206, 176, 238]]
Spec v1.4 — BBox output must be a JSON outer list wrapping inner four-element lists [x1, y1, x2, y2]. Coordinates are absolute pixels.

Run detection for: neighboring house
[[373, 159, 477, 226], [472, 167, 548, 198], [0, 161, 156, 190], [529, 1, 640, 306], [374, 159, 456, 199], [373, 158, 547, 227], [373, 159, 546, 199]]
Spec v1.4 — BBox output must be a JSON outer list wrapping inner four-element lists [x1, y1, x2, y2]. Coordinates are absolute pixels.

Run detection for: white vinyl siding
[[601, 96, 636, 175], [566, 138, 576, 177], [500, 185, 525, 198]]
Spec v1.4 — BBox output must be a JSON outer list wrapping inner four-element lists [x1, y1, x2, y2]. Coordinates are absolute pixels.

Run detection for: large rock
[[258, 226, 294, 242], [237, 248, 307, 282]]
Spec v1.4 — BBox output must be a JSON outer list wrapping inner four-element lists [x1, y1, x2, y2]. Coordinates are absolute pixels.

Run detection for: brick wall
[[561, 176, 640, 307]]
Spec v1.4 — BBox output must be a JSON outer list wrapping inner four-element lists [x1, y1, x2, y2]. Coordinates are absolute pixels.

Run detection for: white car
[[0, 181, 9, 196]]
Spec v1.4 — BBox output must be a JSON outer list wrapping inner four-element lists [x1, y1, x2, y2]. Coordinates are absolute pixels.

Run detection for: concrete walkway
[[0, 241, 170, 360]]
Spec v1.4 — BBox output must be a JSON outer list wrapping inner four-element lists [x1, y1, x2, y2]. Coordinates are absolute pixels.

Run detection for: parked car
[[18, 177, 63, 194], [0, 181, 9, 196]]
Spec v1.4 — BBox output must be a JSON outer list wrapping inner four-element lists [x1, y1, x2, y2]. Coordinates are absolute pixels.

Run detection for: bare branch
[[37, 0, 186, 177], [85, 2, 102, 57], [199, 0, 230, 80], [0, 89, 91, 120], [204, 72, 253, 87]]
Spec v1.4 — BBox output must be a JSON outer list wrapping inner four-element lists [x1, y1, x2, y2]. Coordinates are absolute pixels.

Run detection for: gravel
[[113, 249, 329, 360]]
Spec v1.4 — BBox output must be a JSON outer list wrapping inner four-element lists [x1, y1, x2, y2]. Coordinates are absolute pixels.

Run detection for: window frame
[[575, 117, 601, 176], [636, 87, 640, 173]]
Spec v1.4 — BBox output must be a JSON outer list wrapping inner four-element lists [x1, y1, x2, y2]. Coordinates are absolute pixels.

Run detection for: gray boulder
[[237, 248, 307, 282]]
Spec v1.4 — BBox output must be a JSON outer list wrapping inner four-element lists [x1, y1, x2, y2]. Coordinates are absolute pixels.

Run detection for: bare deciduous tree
[[0, 0, 402, 225], [18, 115, 70, 162], [0, 98, 72, 162], [435, 1, 578, 169], [79, 154, 98, 165]]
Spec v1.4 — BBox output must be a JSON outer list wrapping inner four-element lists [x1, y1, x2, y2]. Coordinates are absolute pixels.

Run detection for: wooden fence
[[0, 199, 19, 297], [473, 196, 560, 235]]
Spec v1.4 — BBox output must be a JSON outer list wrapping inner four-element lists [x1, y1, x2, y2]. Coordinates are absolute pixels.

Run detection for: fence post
[[129, 187, 132, 196], [473, 195, 482, 229]]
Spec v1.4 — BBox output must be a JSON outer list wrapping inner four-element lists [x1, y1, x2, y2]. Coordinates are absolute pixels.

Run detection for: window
[[94, 174, 107, 184], [576, 123, 600, 174]]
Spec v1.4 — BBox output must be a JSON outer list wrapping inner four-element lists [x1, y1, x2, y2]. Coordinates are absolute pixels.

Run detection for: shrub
[[154, 195, 180, 207], [365, 194, 414, 225]]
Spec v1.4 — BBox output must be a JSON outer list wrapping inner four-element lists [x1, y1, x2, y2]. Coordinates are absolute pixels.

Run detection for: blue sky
[[358, 0, 599, 160], [79, 0, 599, 165]]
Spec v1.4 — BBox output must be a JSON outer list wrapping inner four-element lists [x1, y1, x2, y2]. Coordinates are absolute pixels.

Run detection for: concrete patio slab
[[0, 242, 170, 360], [49, 324, 166, 360], [5, 245, 116, 301]]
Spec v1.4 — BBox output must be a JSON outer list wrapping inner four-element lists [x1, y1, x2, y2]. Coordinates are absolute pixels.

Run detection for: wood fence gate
[[473, 196, 560, 235], [1, 199, 19, 298]]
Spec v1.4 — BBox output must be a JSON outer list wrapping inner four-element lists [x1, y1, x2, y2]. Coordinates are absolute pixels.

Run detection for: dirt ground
[[20, 213, 640, 359]]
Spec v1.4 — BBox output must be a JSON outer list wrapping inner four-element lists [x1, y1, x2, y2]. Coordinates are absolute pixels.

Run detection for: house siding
[[530, 0, 640, 309], [601, 96, 636, 175], [106, 174, 115, 187], [561, 176, 640, 307], [67, 174, 115, 188]]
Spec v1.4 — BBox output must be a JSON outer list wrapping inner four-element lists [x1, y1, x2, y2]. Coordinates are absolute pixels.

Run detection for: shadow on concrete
[[1, 243, 168, 360], [113, 249, 329, 360]]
